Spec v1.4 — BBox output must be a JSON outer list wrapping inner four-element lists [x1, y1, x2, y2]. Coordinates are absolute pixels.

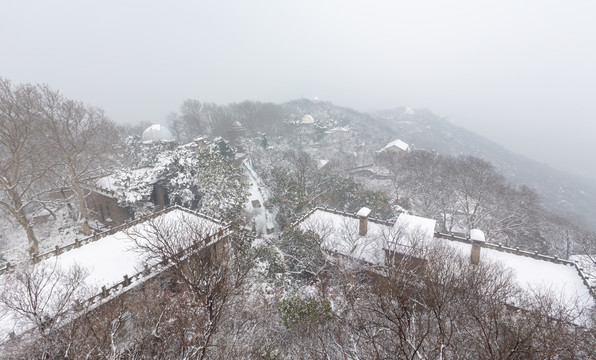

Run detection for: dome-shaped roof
[[141, 124, 174, 142], [301, 115, 314, 124]]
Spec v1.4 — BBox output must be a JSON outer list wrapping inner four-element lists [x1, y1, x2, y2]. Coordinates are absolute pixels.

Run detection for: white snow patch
[[95, 167, 155, 192], [392, 213, 436, 242], [356, 207, 371, 218], [300, 210, 390, 265], [470, 229, 486, 242], [317, 159, 329, 170]]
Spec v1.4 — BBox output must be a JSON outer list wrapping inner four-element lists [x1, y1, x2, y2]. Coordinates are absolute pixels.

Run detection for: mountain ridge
[[366, 106, 596, 230], [278, 99, 596, 231]]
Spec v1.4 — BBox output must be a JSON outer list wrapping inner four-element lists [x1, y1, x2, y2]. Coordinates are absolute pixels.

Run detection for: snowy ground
[[243, 159, 276, 237], [0, 207, 104, 268]]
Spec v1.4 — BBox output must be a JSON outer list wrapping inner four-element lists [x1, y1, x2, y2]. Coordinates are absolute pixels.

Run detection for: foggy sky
[[2, 1, 595, 181]]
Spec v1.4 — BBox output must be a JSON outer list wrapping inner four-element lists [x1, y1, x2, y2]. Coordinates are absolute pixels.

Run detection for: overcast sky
[[2, 0, 595, 180]]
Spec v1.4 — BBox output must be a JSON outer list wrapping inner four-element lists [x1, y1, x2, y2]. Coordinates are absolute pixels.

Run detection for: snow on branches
[[111, 139, 247, 220]]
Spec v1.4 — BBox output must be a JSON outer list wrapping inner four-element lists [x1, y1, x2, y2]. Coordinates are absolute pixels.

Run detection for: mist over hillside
[[282, 100, 596, 231], [368, 107, 596, 230]]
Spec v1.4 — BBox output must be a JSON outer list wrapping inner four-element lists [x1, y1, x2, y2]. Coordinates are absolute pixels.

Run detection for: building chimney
[[469, 229, 486, 265], [356, 207, 371, 236]]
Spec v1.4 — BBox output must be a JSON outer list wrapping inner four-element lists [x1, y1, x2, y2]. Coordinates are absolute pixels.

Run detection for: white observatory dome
[[301, 115, 314, 124], [141, 124, 174, 142]]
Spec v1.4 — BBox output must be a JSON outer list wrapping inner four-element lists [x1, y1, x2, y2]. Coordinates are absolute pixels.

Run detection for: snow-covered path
[[243, 159, 275, 236]]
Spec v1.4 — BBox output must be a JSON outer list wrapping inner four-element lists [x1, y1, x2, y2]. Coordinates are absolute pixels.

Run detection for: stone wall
[[86, 190, 132, 225]]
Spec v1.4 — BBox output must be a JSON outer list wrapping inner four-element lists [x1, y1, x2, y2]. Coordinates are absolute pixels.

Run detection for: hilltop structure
[[379, 138, 410, 154], [227, 121, 247, 143], [141, 124, 174, 142], [300, 114, 315, 125]]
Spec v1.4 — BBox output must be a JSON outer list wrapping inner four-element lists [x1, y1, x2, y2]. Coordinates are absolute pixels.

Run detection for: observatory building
[[141, 124, 174, 142]]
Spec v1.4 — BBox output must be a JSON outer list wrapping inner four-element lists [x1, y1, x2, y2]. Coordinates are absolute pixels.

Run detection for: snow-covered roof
[[141, 124, 174, 142], [392, 213, 436, 241], [301, 115, 314, 124], [297, 208, 594, 320], [325, 126, 351, 134], [317, 159, 329, 170], [474, 246, 593, 316], [0, 208, 224, 342], [381, 138, 410, 152], [299, 209, 390, 264]]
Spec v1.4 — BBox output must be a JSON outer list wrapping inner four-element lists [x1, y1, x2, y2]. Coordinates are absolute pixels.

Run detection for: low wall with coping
[[289, 207, 596, 302], [0, 205, 226, 276]]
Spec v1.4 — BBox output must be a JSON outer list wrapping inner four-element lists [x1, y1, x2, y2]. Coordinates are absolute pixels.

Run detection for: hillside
[[281, 100, 596, 230], [369, 107, 596, 231]]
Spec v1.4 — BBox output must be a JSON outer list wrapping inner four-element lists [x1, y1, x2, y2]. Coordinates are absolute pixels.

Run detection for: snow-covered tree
[[278, 228, 327, 277], [124, 135, 178, 167], [0, 78, 56, 254], [39, 84, 120, 235], [113, 142, 247, 221]]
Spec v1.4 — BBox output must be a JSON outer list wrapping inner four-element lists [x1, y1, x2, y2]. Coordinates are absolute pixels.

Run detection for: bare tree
[[230, 100, 259, 137], [166, 111, 184, 142], [376, 150, 407, 201], [125, 213, 251, 359], [180, 99, 204, 139], [202, 102, 232, 137], [324, 239, 592, 359], [0, 260, 91, 358], [39, 84, 120, 235], [0, 78, 56, 254]]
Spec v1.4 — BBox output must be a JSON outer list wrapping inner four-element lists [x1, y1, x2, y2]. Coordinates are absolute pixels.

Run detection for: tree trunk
[[8, 188, 39, 255], [70, 165, 91, 235]]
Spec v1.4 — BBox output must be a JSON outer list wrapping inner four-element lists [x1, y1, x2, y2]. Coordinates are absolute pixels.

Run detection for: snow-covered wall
[[0, 206, 229, 342], [296, 208, 595, 321]]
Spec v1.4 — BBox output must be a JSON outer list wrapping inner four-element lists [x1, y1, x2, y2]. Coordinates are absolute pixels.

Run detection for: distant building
[[87, 167, 170, 225], [300, 115, 315, 125], [379, 138, 410, 154], [227, 121, 246, 143], [193, 137, 207, 148], [141, 124, 174, 142], [317, 159, 330, 171]]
